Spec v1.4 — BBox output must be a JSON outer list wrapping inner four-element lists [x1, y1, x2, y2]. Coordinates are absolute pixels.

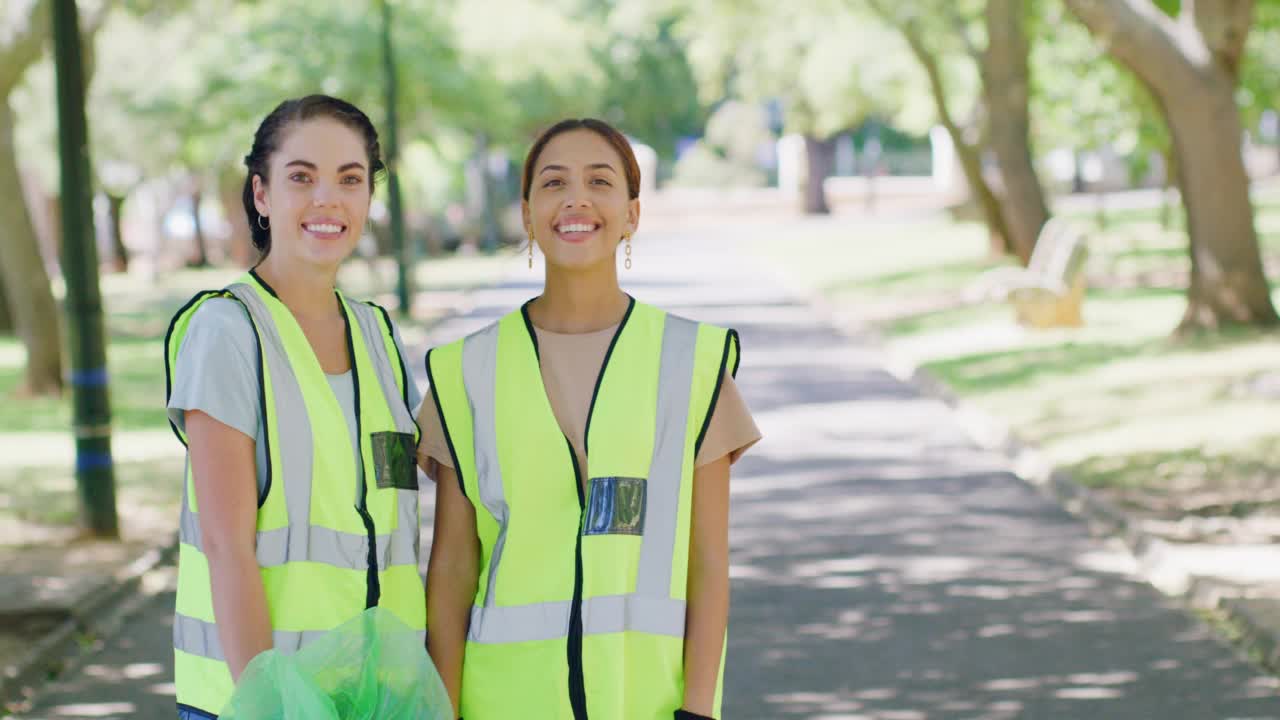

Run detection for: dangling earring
[[528, 234, 534, 269], [258, 215, 270, 230], [624, 233, 632, 270]]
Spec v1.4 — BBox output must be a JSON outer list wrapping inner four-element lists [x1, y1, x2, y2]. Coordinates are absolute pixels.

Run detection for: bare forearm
[[425, 464, 479, 717], [683, 554, 730, 715], [207, 547, 272, 681], [427, 555, 478, 715], [683, 455, 732, 717], [185, 410, 270, 682], [427, 587, 471, 713]]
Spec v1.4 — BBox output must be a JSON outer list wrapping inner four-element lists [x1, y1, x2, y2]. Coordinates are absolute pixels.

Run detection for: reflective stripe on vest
[[467, 594, 687, 644], [174, 612, 426, 661], [175, 487, 420, 570], [463, 314, 699, 644]]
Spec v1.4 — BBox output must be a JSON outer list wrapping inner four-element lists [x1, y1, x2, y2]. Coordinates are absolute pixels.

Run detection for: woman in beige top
[[419, 118, 760, 720]]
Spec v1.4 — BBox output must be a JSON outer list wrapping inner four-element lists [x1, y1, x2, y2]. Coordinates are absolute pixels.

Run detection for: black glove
[[674, 710, 715, 720]]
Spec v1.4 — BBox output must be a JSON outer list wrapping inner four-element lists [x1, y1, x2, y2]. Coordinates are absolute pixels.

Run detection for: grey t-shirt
[[167, 298, 422, 498]]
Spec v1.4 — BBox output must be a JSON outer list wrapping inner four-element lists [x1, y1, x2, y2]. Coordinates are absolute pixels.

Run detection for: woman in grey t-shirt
[[167, 95, 425, 720]]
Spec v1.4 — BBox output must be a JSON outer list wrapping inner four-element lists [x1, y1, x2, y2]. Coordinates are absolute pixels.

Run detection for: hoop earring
[[528, 234, 535, 269], [624, 233, 632, 270], [257, 215, 270, 230]]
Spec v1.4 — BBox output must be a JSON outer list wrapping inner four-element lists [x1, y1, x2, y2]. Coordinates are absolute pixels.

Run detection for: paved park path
[[12, 220, 1280, 719]]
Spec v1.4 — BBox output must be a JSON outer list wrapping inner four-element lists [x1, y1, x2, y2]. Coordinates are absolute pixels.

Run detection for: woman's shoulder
[[182, 296, 256, 347], [190, 295, 251, 325], [656, 308, 735, 339], [169, 298, 260, 399]]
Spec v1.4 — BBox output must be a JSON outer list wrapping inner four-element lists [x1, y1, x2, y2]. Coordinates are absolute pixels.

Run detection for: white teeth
[[306, 223, 343, 234], [558, 223, 595, 233]]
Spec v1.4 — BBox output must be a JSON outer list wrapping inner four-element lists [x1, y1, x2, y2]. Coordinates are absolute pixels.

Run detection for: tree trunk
[[187, 190, 209, 267], [105, 192, 128, 272], [1168, 82, 1277, 329], [219, 172, 254, 267], [0, 273, 13, 334], [957, 140, 1013, 257], [37, 193, 63, 274], [0, 100, 63, 395], [1161, 144, 1177, 231], [802, 134, 834, 214], [983, 0, 1050, 265], [474, 131, 498, 253], [382, 0, 411, 311], [1063, 0, 1277, 330], [880, 8, 1014, 256]]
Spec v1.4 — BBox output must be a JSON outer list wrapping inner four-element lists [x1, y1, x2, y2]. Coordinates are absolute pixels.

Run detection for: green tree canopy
[[677, 0, 928, 140]]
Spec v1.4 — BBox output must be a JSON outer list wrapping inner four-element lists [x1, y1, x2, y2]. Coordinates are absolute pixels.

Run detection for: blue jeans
[[177, 704, 217, 720]]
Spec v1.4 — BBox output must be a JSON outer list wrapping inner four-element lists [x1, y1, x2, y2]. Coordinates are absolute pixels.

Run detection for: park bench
[[963, 217, 1089, 328]]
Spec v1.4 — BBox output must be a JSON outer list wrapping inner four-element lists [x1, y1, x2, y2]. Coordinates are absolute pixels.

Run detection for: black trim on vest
[[369, 301, 420, 439], [243, 272, 289, 501], [728, 328, 741, 378], [163, 289, 225, 447], [694, 329, 739, 457], [243, 298, 273, 509], [424, 348, 468, 500], [340, 296, 381, 610], [371, 302, 410, 407], [582, 295, 636, 458], [517, 302, 639, 720], [520, 300, 541, 361], [165, 289, 273, 508], [247, 267, 280, 298], [565, 438, 589, 720]]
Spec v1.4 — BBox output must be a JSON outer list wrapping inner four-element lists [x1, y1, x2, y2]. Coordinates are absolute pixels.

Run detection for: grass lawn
[[755, 183, 1280, 543], [0, 252, 511, 544]]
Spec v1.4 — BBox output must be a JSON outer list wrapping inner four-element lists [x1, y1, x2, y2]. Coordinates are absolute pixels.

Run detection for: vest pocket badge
[[584, 476, 647, 536], [371, 431, 419, 491]]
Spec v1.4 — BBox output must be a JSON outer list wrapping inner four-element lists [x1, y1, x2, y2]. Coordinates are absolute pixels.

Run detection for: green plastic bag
[[221, 608, 451, 720]]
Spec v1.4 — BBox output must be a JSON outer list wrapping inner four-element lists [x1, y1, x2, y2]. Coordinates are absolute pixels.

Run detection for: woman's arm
[[682, 454, 731, 717], [185, 409, 273, 681], [426, 464, 480, 717]]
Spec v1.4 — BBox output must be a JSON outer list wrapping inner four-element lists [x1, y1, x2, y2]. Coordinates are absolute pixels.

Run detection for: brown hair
[[242, 95, 385, 256], [521, 118, 641, 201]]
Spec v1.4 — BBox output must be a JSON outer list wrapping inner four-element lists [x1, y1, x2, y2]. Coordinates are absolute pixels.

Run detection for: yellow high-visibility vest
[[427, 298, 739, 720], [165, 271, 425, 716]]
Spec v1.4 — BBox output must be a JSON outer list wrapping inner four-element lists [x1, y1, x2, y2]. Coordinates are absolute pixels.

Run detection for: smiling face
[[252, 117, 371, 270], [523, 128, 640, 272]]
